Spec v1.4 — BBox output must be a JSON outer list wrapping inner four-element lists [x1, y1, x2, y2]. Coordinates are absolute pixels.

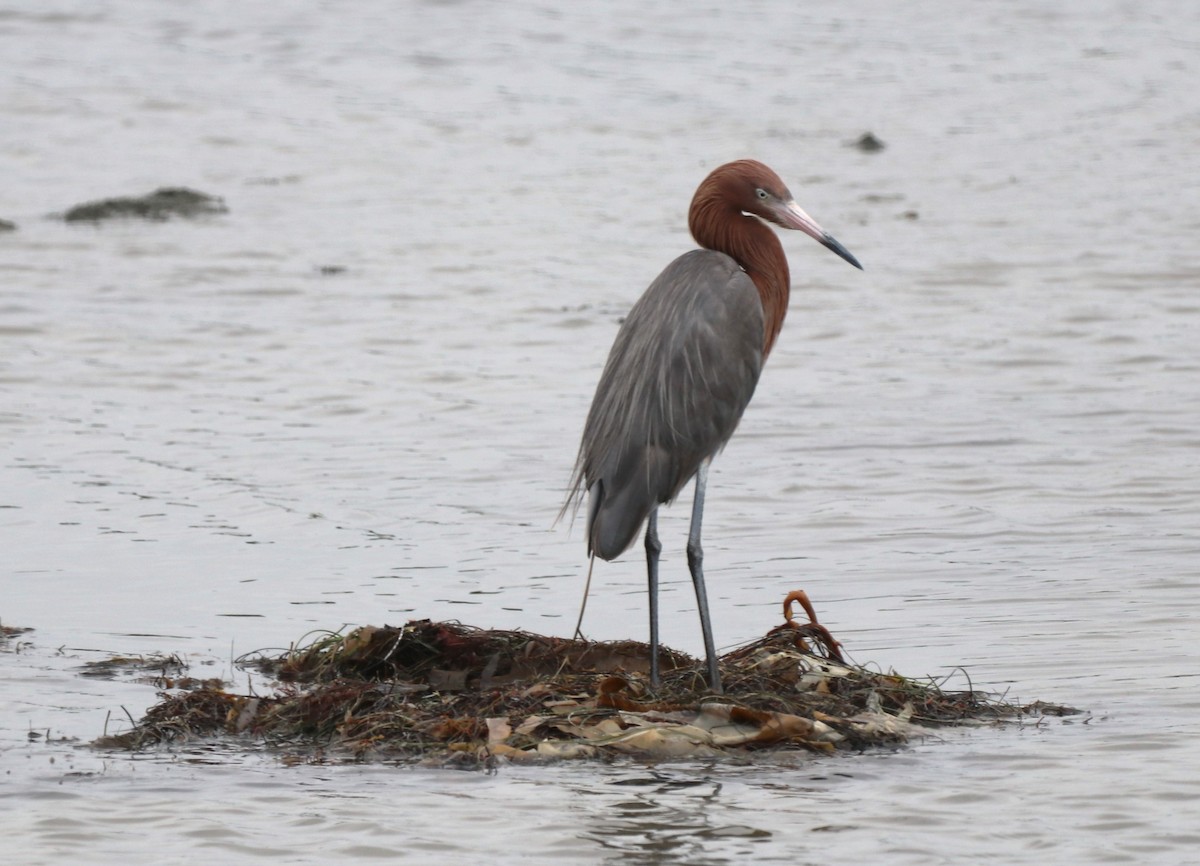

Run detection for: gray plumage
[[568, 249, 765, 560]]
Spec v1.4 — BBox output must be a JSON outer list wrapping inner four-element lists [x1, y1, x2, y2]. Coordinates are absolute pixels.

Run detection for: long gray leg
[[644, 506, 661, 687], [687, 461, 722, 693]]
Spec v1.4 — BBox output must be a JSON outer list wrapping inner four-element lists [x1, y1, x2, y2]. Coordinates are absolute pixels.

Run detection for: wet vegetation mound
[[61, 187, 228, 222], [94, 594, 1078, 765], [1, 623, 34, 647]]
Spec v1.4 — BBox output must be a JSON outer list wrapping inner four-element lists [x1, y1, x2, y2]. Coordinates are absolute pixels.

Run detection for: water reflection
[[573, 770, 766, 865]]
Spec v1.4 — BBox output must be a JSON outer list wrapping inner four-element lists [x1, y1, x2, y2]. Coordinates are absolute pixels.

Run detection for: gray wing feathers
[[568, 249, 765, 560]]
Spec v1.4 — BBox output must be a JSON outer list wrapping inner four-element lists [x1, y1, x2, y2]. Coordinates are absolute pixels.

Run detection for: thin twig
[[573, 554, 596, 640]]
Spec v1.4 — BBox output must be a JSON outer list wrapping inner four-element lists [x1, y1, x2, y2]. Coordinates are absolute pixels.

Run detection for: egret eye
[[756, 188, 769, 200]]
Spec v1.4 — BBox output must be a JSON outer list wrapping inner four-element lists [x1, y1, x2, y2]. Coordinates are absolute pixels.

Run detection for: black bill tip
[[821, 234, 864, 270]]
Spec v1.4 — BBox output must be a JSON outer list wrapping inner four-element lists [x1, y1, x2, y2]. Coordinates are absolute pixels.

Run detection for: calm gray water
[[3, 1, 1199, 863]]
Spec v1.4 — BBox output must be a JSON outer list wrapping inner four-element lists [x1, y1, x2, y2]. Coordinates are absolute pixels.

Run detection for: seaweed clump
[[95, 593, 1077, 764], [62, 187, 227, 222], [1, 622, 34, 651]]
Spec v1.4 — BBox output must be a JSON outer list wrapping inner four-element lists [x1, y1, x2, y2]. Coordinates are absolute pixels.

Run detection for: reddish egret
[[566, 159, 862, 693]]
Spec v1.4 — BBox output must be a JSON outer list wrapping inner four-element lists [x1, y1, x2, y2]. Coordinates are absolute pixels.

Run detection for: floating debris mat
[[95, 592, 1077, 763]]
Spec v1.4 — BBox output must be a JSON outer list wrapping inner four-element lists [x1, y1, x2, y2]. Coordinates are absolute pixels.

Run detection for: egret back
[[569, 249, 766, 560]]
